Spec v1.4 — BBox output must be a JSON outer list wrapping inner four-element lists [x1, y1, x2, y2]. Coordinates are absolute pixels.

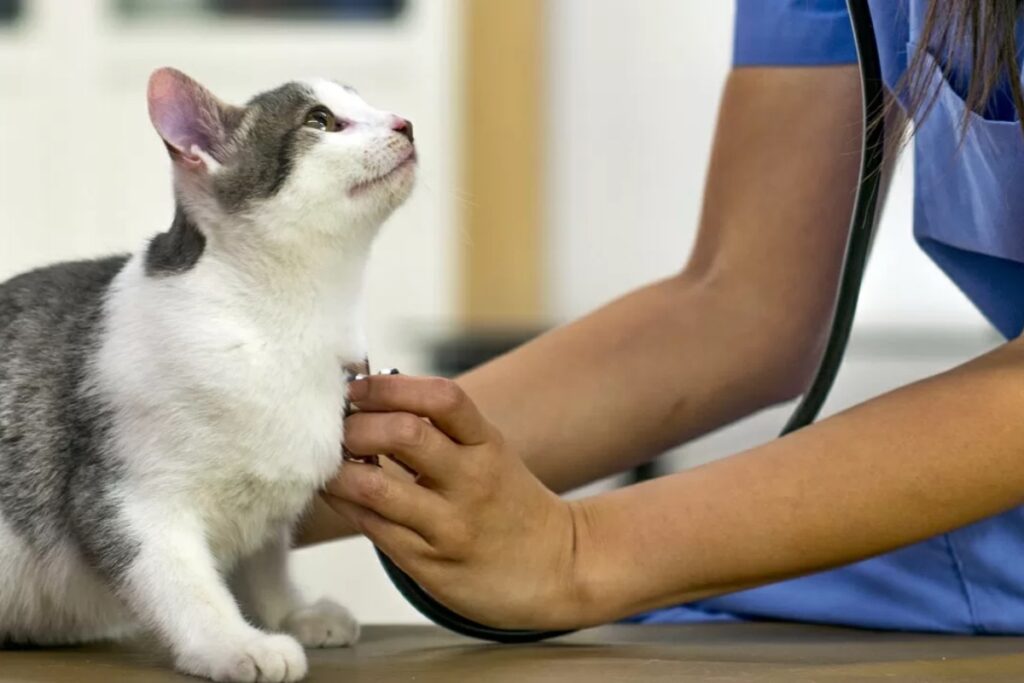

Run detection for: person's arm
[[298, 64, 866, 546], [570, 341, 1024, 623], [328, 329, 1024, 630], [458, 65, 866, 492]]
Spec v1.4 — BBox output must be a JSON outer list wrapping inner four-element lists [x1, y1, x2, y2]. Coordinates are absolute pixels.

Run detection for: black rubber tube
[[375, 0, 886, 643], [780, 0, 886, 435]]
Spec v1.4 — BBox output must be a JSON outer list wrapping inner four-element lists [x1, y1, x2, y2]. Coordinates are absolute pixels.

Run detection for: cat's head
[[147, 67, 416, 244]]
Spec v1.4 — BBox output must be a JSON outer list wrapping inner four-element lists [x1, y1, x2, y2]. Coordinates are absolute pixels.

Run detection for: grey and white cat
[[0, 68, 416, 681]]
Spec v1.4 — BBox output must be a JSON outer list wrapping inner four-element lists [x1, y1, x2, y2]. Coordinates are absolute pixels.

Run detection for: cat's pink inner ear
[[147, 68, 221, 163]]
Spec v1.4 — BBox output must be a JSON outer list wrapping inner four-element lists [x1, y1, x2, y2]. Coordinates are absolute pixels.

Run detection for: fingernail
[[342, 451, 381, 467], [348, 378, 369, 401]]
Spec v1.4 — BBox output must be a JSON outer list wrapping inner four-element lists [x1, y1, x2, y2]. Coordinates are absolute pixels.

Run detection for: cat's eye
[[304, 106, 346, 132]]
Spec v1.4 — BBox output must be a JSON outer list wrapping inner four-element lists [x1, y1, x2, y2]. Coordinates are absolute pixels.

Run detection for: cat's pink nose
[[392, 117, 414, 143]]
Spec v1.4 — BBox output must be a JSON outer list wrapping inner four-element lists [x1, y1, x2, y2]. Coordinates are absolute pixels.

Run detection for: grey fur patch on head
[[0, 257, 141, 584], [213, 82, 321, 213], [151, 81, 321, 278], [145, 207, 206, 277]]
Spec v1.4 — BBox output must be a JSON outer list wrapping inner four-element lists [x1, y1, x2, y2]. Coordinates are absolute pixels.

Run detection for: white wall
[[545, 0, 731, 318]]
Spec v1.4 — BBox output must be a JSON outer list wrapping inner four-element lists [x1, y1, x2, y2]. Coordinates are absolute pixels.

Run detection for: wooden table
[[2, 623, 1024, 682]]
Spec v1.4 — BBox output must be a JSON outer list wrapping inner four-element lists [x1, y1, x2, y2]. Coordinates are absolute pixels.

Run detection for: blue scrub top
[[630, 0, 1024, 634]]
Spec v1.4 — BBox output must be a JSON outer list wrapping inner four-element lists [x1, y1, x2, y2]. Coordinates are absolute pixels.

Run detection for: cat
[[0, 67, 416, 682]]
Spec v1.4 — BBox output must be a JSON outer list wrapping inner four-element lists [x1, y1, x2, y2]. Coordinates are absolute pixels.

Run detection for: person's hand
[[324, 374, 587, 630]]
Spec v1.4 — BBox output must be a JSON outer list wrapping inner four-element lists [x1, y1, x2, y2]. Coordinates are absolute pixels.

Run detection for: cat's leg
[[231, 527, 359, 648], [113, 506, 307, 683]]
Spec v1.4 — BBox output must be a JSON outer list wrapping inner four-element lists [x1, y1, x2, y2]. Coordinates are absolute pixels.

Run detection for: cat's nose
[[392, 117, 414, 143]]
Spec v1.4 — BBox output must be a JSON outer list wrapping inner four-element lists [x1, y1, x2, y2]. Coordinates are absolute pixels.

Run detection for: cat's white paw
[[281, 598, 360, 648], [177, 632, 308, 682]]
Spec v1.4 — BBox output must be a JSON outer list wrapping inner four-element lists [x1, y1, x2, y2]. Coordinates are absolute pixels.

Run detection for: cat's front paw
[[177, 632, 307, 682], [281, 598, 360, 648]]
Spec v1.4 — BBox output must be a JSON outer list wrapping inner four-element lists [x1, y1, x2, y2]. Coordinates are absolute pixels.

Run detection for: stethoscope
[[371, 0, 886, 643]]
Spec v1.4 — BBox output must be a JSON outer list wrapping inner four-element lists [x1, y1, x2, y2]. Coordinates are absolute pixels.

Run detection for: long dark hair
[[904, 0, 1024, 134]]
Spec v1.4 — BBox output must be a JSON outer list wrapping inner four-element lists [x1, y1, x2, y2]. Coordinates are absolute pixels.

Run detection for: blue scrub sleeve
[[733, 0, 858, 66]]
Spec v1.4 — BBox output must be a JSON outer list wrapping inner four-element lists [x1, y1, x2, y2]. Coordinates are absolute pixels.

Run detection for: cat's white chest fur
[[95, 252, 364, 565]]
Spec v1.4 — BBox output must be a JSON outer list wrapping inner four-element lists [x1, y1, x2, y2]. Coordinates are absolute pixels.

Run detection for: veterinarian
[[312, 0, 1024, 633]]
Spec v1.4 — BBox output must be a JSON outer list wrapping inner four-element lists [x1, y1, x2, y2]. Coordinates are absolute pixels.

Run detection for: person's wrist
[[295, 493, 360, 546], [522, 496, 595, 630], [561, 493, 648, 629], [556, 497, 603, 628]]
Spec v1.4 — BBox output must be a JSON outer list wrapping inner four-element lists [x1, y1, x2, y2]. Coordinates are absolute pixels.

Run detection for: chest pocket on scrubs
[[909, 42, 1024, 339]]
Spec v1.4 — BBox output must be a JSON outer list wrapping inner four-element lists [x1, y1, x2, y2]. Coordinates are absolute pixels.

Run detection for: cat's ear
[[147, 68, 237, 172]]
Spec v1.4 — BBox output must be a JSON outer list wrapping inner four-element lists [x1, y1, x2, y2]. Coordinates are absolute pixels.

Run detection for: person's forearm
[[569, 339, 1024, 625], [458, 274, 821, 493]]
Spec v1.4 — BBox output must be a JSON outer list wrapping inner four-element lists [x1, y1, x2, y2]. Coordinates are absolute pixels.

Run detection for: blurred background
[[0, 0, 1001, 622]]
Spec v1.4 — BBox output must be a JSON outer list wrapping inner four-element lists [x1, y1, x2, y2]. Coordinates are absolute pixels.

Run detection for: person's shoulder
[[733, 0, 857, 68]]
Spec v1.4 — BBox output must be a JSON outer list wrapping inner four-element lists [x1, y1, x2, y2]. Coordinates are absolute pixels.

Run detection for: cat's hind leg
[[0, 515, 133, 647], [231, 527, 359, 649]]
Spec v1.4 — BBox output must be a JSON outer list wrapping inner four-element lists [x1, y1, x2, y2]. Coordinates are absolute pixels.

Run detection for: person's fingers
[[348, 375, 490, 445], [323, 496, 434, 560], [344, 411, 461, 483], [327, 460, 448, 538]]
